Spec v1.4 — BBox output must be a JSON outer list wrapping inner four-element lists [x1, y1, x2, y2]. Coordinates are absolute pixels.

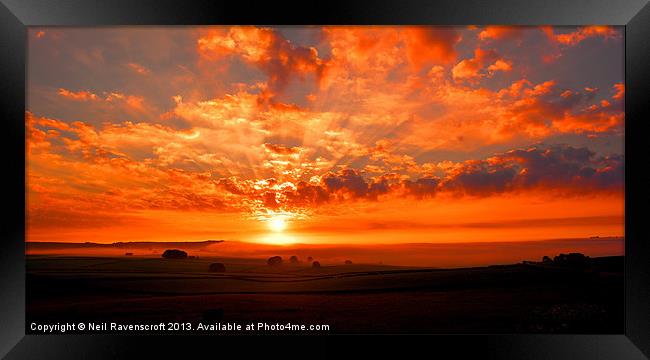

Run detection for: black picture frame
[[1, 0, 649, 358]]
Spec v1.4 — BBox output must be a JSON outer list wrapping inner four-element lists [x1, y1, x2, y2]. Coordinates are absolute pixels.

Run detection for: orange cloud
[[403, 27, 462, 69], [553, 110, 623, 134], [322, 27, 402, 71], [452, 48, 512, 81], [321, 26, 460, 79], [28, 107, 623, 222], [127, 62, 151, 75], [198, 27, 326, 97], [478, 26, 523, 41], [497, 79, 625, 137], [263, 143, 302, 156], [394, 76, 625, 150], [105, 92, 146, 111], [57, 88, 98, 101], [487, 59, 512, 72], [545, 26, 620, 46], [612, 83, 625, 100], [57, 88, 149, 114]]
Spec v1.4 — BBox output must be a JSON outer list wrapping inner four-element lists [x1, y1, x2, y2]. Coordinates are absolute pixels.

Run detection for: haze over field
[[27, 26, 624, 265], [26, 237, 623, 268]]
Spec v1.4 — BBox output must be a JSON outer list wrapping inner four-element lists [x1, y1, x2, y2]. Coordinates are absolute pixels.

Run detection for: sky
[[26, 26, 624, 252]]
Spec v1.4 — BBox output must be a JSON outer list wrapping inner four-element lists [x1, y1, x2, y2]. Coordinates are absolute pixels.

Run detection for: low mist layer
[[27, 237, 623, 268]]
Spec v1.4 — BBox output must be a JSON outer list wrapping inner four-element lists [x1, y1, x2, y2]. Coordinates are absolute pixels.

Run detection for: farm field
[[26, 255, 623, 334]]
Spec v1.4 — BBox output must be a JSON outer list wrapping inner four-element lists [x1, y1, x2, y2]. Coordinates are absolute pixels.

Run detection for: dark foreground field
[[26, 255, 623, 334]]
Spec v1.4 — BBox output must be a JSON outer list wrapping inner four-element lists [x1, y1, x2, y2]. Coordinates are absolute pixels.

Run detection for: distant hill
[[26, 240, 224, 254]]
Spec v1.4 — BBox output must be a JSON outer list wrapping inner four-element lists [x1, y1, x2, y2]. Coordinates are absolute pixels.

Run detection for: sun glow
[[259, 233, 296, 245], [268, 216, 287, 232]]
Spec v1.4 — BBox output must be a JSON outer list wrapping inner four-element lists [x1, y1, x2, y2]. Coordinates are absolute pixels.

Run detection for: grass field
[[26, 255, 623, 334]]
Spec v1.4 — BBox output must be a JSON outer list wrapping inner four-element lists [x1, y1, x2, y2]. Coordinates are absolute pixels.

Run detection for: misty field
[[26, 255, 623, 334]]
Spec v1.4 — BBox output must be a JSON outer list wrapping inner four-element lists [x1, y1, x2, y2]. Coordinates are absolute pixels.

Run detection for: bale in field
[[208, 263, 226, 272], [344, 260, 353, 265], [289, 256, 299, 264], [162, 249, 188, 259], [312, 261, 321, 268], [267, 256, 283, 266]]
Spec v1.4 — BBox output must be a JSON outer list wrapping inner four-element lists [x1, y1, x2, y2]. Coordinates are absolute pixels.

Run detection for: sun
[[268, 216, 287, 232]]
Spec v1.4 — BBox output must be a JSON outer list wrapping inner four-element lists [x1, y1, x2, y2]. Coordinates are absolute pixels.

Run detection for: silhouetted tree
[[267, 256, 283, 266], [344, 260, 353, 265], [289, 256, 299, 264], [312, 261, 321, 268]]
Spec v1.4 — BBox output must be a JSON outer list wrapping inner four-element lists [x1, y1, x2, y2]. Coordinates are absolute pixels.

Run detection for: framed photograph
[[1, 0, 649, 358]]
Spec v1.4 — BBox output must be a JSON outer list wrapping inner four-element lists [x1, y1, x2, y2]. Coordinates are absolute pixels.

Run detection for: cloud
[[392, 74, 624, 151], [263, 143, 302, 156], [612, 83, 624, 100], [452, 48, 512, 81], [166, 91, 261, 128], [442, 145, 623, 196], [315, 26, 462, 113], [57, 88, 98, 101], [105, 92, 146, 111], [320, 26, 403, 84], [27, 110, 624, 225], [487, 59, 512, 72], [320, 26, 460, 80], [544, 26, 620, 46], [494, 79, 624, 137], [220, 145, 622, 213], [57, 87, 151, 116], [478, 26, 525, 41], [401, 177, 440, 199], [403, 27, 462, 69], [323, 169, 375, 198], [126, 62, 151, 76], [197, 27, 326, 97]]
